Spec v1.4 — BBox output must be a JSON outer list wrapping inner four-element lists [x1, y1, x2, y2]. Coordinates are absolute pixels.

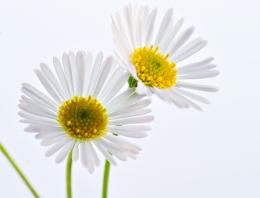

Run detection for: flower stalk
[[102, 160, 111, 198], [66, 150, 73, 198], [0, 143, 39, 198], [101, 78, 138, 197]]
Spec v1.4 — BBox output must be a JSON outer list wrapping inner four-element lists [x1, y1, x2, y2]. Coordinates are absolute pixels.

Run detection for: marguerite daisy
[[18, 51, 153, 173], [111, 4, 219, 110]]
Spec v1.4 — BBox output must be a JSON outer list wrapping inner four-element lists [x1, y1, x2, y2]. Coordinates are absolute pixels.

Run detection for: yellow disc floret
[[57, 96, 108, 141], [131, 45, 177, 89]]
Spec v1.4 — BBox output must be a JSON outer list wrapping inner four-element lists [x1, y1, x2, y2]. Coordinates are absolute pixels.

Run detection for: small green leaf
[[128, 75, 138, 88]]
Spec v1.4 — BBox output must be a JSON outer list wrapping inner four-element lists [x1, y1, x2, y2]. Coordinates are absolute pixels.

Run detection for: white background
[[0, 0, 259, 197]]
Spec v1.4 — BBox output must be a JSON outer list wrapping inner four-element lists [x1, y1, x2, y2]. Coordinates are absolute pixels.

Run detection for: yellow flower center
[[57, 96, 108, 141], [131, 45, 177, 89]]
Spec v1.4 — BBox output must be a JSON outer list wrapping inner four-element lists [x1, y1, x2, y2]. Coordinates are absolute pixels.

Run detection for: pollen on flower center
[[57, 96, 108, 141], [130, 45, 177, 89]]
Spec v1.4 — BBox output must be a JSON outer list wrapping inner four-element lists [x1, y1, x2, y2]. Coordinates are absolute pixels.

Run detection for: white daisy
[[18, 51, 153, 173], [111, 4, 219, 110]]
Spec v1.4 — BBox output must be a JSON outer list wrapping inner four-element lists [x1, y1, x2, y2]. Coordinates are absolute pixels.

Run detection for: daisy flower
[[111, 4, 219, 110], [18, 51, 153, 173]]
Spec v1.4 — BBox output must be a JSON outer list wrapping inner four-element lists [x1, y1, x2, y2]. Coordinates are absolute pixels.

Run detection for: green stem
[[66, 150, 73, 198], [102, 160, 111, 198], [101, 82, 134, 197], [0, 143, 39, 198]]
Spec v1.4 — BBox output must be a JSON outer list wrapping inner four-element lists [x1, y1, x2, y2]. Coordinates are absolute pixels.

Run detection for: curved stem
[[0, 143, 39, 198], [66, 150, 73, 198], [102, 160, 111, 198]]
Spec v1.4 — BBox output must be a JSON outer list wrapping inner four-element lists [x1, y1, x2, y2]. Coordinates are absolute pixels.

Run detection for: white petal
[[87, 52, 103, 95], [111, 17, 131, 59], [68, 52, 78, 95], [133, 6, 143, 47], [168, 27, 194, 56], [161, 17, 184, 53], [169, 90, 191, 108], [34, 69, 62, 103], [105, 89, 135, 109], [151, 88, 173, 104], [19, 100, 56, 119], [109, 150, 128, 161], [109, 115, 154, 125], [35, 131, 64, 139], [21, 83, 58, 109], [113, 12, 132, 54], [101, 71, 128, 104], [82, 52, 94, 96], [85, 144, 96, 173], [80, 142, 98, 173], [19, 99, 56, 117], [178, 64, 216, 74], [93, 56, 114, 98], [98, 139, 127, 161], [105, 135, 141, 153], [171, 89, 202, 111], [53, 57, 71, 98], [19, 106, 56, 121], [20, 120, 57, 129], [109, 108, 152, 120], [174, 88, 210, 104], [21, 122, 59, 132], [80, 143, 89, 168], [178, 70, 219, 79], [177, 57, 214, 72], [55, 140, 75, 163], [173, 40, 208, 63], [25, 125, 62, 133], [76, 52, 85, 96], [110, 93, 144, 113], [20, 95, 57, 114], [88, 142, 100, 166], [72, 142, 80, 161], [145, 8, 157, 45], [155, 8, 173, 46], [127, 64, 139, 80], [108, 99, 151, 116], [98, 138, 124, 152], [109, 125, 151, 132], [45, 137, 71, 156], [93, 141, 117, 165], [135, 82, 149, 96], [62, 53, 74, 96], [176, 81, 218, 92], [171, 38, 204, 60], [110, 130, 147, 138], [135, 6, 148, 46], [168, 97, 187, 108], [123, 5, 135, 48], [138, 6, 149, 46], [98, 67, 125, 102], [40, 63, 67, 100], [41, 134, 68, 146]]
